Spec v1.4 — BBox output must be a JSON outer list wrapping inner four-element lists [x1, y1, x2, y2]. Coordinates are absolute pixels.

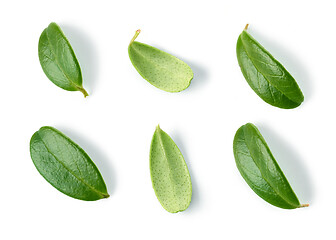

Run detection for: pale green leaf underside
[[129, 41, 193, 92], [150, 126, 192, 213], [38, 22, 87, 96], [30, 126, 109, 201], [237, 30, 304, 109], [233, 123, 301, 209]]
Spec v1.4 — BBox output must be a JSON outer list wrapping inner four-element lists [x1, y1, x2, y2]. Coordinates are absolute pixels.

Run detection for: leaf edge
[[30, 126, 109, 201]]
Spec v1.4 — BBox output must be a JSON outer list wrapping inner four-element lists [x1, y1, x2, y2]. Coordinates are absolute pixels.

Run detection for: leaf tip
[[299, 203, 309, 208], [244, 24, 249, 31], [156, 124, 161, 131], [103, 193, 110, 199]]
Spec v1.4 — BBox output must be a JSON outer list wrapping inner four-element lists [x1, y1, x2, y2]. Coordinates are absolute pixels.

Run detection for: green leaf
[[38, 22, 88, 97], [150, 125, 192, 213], [236, 24, 304, 109], [233, 123, 308, 209], [128, 30, 193, 92], [30, 126, 109, 201]]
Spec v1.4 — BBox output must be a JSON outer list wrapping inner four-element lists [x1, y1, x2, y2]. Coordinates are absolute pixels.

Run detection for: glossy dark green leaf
[[150, 125, 192, 213], [30, 126, 109, 201], [236, 25, 304, 109], [233, 123, 308, 209], [128, 30, 193, 92], [38, 22, 88, 97]]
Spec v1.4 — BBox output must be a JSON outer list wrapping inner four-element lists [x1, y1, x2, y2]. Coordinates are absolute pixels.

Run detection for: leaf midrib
[[130, 42, 187, 78], [240, 34, 298, 104], [45, 27, 81, 91], [37, 131, 107, 198], [242, 127, 298, 208], [156, 130, 181, 210]]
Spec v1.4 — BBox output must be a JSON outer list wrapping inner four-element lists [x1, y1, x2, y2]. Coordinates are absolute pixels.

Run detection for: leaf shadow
[[56, 126, 117, 197], [258, 124, 314, 205], [183, 59, 209, 92], [151, 44, 209, 92], [170, 130, 201, 213], [61, 24, 99, 95], [248, 27, 313, 103]]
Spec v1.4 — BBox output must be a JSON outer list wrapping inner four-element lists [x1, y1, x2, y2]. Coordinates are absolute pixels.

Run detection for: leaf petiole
[[77, 86, 89, 98], [130, 29, 141, 45]]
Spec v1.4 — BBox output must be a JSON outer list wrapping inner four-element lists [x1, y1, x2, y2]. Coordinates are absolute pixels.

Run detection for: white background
[[0, 0, 334, 239]]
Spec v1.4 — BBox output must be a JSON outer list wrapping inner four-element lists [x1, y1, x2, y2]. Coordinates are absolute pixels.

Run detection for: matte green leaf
[[236, 25, 304, 109], [128, 30, 193, 92], [30, 126, 109, 201], [149, 125, 192, 213], [38, 22, 88, 97], [233, 123, 308, 209]]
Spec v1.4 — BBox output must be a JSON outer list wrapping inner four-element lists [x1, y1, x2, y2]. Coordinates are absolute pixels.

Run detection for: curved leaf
[[233, 123, 308, 209], [128, 30, 193, 92], [30, 126, 109, 201], [149, 125, 192, 213], [236, 25, 304, 109], [38, 22, 88, 97]]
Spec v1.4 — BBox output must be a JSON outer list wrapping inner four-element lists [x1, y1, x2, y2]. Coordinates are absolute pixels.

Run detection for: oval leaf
[[30, 126, 109, 201], [150, 125, 192, 213], [128, 30, 193, 92], [38, 22, 88, 97], [233, 123, 308, 209], [236, 25, 304, 109]]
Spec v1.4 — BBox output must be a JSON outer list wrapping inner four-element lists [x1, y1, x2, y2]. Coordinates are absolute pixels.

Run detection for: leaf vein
[[37, 131, 106, 198], [241, 129, 297, 208], [240, 36, 296, 103]]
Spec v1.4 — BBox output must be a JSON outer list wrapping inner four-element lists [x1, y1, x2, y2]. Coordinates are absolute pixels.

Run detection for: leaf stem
[[244, 24, 249, 31], [102, 193, 110, 199], [130, 29, 141, 45], [299, 203, 309, 208], [78, 87, 89, 98]]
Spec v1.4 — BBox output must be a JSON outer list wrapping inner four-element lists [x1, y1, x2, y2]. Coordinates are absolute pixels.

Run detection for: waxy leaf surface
[[30, 126, 109, 201], [128, 30, 193, 92], [236, 26, 304, 109], [150, 126, 192, 213], [38, 22, 88, 97], [233, 123, 306, 209]]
